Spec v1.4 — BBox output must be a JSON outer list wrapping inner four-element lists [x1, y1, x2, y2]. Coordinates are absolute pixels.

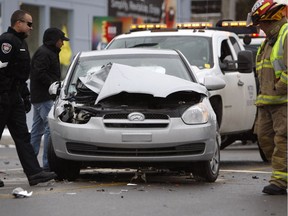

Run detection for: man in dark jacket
[[0, 10, 57, 187], [30, 28, 69, 170]]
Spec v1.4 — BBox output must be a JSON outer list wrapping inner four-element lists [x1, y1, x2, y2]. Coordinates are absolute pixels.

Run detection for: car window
[[107, 36, 214, 69], [67, 54, 194, 94]]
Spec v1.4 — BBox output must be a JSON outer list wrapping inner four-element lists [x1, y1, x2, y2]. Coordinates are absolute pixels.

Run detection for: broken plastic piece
[[12, 187, 33, 198]]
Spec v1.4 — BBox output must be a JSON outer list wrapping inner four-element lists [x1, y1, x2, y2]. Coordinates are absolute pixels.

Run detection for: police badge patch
[[2, 43, 12, 54]]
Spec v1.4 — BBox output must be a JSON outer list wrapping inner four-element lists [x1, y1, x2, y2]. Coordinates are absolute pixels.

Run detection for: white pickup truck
[[106, 22, 267, 161]]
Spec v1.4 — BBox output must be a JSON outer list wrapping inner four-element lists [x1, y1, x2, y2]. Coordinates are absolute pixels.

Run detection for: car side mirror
[[203, 76, 226, 91]]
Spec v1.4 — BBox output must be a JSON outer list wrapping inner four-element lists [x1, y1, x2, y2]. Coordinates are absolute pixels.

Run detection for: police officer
[[247, 0, 287, 195], [0, 10, 57, 187]]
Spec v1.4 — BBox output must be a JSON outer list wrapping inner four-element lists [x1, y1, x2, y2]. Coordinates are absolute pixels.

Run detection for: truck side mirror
[[238, 50, 253, 73]]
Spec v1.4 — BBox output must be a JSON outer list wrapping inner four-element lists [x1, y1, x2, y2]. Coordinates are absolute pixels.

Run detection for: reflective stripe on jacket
[[256, 23, 288, 105]]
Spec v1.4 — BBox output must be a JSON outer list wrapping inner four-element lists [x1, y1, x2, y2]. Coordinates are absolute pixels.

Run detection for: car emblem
[[128, 112, 145, 121]]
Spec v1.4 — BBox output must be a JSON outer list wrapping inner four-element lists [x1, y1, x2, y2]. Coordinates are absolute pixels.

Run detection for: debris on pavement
[[12, 187, 33, 198], [130, 169, 147, 183], [66, 192, 77, 195]]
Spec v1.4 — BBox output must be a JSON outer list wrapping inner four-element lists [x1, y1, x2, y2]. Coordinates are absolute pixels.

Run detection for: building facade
[[0, 0, 191, 59], [2, 0, 284, 62]]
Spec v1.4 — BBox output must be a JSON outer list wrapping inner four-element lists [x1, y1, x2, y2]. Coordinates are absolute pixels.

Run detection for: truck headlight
[[181, 103, 209, 124]]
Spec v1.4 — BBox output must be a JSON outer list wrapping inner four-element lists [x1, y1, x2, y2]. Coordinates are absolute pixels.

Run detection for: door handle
[[238, 80, 244, 86]]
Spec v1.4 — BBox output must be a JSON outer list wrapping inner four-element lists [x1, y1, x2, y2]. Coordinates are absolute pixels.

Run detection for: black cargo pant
[[0, 90, 42, 177]]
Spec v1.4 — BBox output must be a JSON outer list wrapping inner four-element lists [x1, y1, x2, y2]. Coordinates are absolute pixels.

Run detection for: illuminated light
[[221, 21, 247, 27], [239, 32, 266, 40], [177, 22, 213, 29], [130, 23, 167, 31]]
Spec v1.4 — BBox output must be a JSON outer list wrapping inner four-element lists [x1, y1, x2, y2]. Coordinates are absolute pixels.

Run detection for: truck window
[[220, 40, 233, 62], [219, 39, 237, 71], [107, 36, 214, 69], [229, 36, 241, 54]]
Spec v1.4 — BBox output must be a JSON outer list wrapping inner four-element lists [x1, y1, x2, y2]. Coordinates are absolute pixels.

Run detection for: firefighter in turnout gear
[[247, 0, 287, 195]]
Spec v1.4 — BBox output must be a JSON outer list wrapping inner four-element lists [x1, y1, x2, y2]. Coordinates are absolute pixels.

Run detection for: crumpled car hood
[[78, 63, 208, 104]]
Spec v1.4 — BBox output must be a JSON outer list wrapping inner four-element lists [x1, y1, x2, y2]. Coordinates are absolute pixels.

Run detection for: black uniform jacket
[[0, 27, 30, 96], [30, 44, 61, 103]]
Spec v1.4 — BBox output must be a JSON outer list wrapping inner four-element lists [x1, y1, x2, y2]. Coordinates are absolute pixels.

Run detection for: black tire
[[47, 138, 81, 181], [220, 136, 236, 150], [257, 141, 268, 162], [192, 131, 220, 182]]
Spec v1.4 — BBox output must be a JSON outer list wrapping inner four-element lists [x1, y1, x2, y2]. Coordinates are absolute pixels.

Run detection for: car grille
[[103, 113, 170, 128], [66, 142, 205, 157], [104, 113, 169, 119]]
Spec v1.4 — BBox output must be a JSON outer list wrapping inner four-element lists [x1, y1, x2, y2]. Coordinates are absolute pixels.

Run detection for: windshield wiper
[[130, 43, 159, 48]]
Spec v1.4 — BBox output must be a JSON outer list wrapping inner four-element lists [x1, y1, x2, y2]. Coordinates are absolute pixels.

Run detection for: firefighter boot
[[262, 184, 287, 195]]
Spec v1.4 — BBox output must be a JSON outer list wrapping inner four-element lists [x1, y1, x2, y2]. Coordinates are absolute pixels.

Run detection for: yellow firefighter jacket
[[256, 21, 288, 106]]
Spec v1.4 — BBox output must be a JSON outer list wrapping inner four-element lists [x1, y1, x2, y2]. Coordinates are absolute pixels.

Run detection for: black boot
[[262, 184, 287, 195], [28, 171, 57, 186], [0, 179, 4, 187]]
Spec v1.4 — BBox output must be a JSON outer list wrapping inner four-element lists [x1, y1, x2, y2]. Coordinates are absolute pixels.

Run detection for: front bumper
[[48, 114, 216, 163]]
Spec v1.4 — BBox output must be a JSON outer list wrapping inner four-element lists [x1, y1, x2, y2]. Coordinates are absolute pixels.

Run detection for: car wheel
[[47, 138, 81, 181], [192, 131, 220, 182]]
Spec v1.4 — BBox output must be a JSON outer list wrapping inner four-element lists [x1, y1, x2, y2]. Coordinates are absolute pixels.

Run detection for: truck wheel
[[192, 131, 220, 182], [220, 136, 236, 150], [47, 138, 81, 181], [257, 142, 268, 162]]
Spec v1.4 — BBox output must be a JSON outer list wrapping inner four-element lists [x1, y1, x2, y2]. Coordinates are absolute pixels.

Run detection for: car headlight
[[181, 103, 209, 124]]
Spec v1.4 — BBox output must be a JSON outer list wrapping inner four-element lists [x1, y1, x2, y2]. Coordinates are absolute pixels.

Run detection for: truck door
[[218, 37, 256, 134]]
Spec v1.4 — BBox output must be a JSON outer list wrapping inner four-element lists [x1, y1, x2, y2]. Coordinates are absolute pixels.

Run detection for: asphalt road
[[0, 142, 286, 216]]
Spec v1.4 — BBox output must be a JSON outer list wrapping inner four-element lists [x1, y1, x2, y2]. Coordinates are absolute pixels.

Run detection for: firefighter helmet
[[247, 0, 286, 26]]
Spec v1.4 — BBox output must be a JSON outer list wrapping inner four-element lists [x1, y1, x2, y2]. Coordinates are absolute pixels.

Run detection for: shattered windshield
[[107, 36, 214, 69], [67, 53, 194, 96]]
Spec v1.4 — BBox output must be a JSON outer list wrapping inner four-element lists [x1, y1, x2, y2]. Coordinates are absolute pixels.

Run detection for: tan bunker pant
[[256, 104, 287, 189]]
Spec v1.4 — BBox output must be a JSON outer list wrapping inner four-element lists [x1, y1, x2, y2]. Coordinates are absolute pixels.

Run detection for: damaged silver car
[[47, 48, 225, 182]]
